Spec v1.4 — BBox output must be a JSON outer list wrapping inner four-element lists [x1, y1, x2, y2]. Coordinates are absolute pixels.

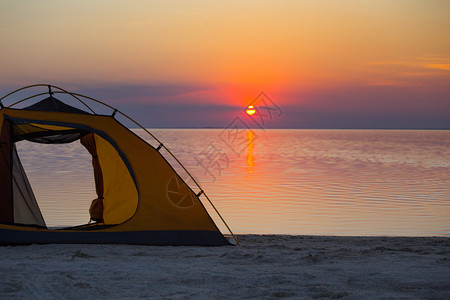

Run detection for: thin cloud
[[362, 57, 450, 87], [74, 84, 216, 104], [426, 64, 450, 71]]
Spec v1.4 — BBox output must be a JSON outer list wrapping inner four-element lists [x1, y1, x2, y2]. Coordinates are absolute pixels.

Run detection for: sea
[[16, 129, 450, 237]]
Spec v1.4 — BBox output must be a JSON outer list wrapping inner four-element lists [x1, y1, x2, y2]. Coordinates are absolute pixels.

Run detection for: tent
[[0, 85, 237, 246]]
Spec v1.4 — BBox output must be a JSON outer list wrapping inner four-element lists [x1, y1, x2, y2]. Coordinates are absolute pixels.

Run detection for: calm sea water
[[16, 129, 450, 236]]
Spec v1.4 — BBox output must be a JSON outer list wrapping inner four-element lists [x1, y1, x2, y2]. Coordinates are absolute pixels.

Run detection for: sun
[[246, 105, 256, 116]]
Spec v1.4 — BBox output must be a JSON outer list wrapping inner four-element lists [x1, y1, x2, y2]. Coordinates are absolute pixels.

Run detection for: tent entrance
[[9, 120, 139, 228], [15, 139, 97, 227]]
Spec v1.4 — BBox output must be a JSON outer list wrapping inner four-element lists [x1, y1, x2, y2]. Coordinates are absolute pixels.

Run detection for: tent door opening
[[15, 139, 97, 228]]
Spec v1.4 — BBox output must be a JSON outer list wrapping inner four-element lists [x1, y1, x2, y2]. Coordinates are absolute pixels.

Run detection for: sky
[[1, 0, 449, 128]]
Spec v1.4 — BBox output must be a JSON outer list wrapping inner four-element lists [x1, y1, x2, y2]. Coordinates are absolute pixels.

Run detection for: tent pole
[[3, 84, 97, 114]]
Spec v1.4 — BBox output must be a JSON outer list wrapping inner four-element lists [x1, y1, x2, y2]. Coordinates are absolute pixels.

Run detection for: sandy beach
[[0, 235, 448, 299]]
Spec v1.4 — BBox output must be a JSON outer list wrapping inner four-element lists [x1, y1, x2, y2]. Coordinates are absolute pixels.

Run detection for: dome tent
[[0, 84, 237, 246]]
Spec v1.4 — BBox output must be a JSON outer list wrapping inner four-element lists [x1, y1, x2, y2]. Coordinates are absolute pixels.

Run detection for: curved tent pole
[[0, 84, 47, 102], [1, 84, 240, 246], [4, 92, 50, 107]]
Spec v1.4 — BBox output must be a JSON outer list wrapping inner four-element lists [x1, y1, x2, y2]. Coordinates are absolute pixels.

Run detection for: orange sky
[[1, 1, 449, 128]]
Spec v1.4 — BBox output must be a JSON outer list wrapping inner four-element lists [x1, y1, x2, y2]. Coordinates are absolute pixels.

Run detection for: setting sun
[[246, 105, 256, 116]]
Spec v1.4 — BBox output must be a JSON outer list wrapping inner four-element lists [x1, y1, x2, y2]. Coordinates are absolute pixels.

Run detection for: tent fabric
[[23, 96, 88, 114], [93, 133, 138, 224], [0, 117, 13, 223], [11, 144, 46, 227], [14, 123, 86, 144], [0, 95, 226, 245], [89, 198, 104, 222], [80, 133, 105, 222]]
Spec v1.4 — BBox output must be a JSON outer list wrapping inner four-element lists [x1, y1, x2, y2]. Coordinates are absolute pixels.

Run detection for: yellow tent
[[0, 85, 237, 246]]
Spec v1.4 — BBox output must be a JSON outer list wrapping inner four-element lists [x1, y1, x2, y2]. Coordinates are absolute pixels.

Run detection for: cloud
[[277, 84, 450, 129], [361, 57, 450, 88], [426, 64, 450, 71], [73, 84, 217, 104], [76, 84, 205, 98], [117, 103, 240, 128]]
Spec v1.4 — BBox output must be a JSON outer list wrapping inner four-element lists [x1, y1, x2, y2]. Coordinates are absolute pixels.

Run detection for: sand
[[0, 235, 448, 299]]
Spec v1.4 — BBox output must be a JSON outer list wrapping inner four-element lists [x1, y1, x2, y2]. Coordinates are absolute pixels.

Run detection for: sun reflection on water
[[246, 130, 255, 173]]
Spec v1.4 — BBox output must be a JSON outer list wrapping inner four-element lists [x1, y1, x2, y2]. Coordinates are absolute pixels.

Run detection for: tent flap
[[94, 134, 138, 224], [80, 133, 104, 222], [0, 118, 13, 223], [11, 144, 46, 227]]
